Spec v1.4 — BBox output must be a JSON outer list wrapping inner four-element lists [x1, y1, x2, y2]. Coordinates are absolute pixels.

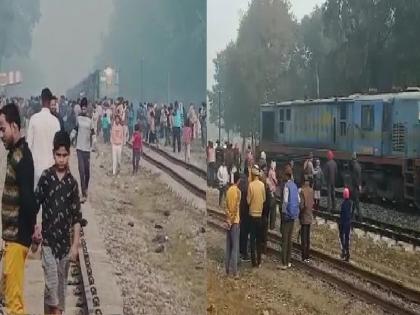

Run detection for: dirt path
[[86, 142, 206, 314], [206, 226, 383, 315], [207, 188, 420, 291]]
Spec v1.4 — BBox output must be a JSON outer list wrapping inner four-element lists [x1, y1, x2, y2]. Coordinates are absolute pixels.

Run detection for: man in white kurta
[[26, 88, 60, 188]]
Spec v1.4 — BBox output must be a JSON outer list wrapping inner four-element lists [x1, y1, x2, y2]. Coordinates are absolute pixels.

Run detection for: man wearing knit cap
[[324, 150, 337, 212], [247, 165, 266, 267]]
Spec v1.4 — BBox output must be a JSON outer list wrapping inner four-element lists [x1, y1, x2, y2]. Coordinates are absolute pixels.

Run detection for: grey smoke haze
[[207, 0, 325, 90], [29, 0, 114, 96]]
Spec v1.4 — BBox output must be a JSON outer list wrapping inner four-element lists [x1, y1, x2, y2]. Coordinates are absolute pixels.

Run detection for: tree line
[[96, 0, 206, 104], [209, 0, 420, 141]]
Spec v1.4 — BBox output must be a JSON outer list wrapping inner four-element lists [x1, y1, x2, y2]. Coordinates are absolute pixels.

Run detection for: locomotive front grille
[[392, 123, 406, 152]]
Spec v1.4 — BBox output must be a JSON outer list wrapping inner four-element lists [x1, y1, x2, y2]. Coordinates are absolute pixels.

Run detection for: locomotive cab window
[[361, 105, 374, 130], [279, 108, 289, 134], [286, 108, 291, 121], [340, 104, 347, 120], [340, 122, 346, 136]]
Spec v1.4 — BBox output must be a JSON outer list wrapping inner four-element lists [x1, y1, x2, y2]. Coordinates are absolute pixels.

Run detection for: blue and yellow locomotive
[[259, 89, 420, 207]]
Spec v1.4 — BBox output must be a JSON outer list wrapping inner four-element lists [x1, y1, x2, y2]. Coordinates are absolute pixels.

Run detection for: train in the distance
[[66, 66, 120, 101], [259, 88, 420, 208]]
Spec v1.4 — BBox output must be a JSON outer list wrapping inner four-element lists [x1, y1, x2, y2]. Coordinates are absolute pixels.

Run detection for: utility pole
[[218, 90, 221, 143], [140, 57, 144, 102]]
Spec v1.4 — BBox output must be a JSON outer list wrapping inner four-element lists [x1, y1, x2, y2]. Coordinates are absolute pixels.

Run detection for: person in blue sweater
[[339, 188, 352, 261]]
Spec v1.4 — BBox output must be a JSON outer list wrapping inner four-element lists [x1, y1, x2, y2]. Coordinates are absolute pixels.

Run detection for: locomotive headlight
[[104, 66, 113, 77]]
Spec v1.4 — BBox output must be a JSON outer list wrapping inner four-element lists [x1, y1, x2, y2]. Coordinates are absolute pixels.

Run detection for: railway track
[[142, 142, 420, 315], [143, 142, 420, 247], [64, 227, 103, 315]]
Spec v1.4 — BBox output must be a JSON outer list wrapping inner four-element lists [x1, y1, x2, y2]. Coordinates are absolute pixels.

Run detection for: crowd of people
[[0, 88, 206, 314], [141, 101, 207, 163], [207, 141, 362, 277]]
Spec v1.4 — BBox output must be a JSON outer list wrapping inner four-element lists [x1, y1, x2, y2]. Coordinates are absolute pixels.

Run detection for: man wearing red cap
[[324, 150, 337, 212]]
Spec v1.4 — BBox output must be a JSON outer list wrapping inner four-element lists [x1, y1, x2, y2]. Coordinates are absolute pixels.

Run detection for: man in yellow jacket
[[225, 172, 241, 277], [247, 165, 266, 267]]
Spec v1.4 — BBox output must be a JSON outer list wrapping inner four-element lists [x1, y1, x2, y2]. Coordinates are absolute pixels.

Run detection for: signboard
[[0, 71, 23, 86]]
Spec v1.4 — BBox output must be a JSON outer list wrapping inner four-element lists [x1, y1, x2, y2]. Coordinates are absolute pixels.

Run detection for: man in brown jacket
[[299, 179, 314, 262]]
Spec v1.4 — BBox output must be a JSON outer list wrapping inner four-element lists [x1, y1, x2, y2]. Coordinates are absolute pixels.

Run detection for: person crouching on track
[[217, 160, 229, 207], [34, 131, 82, 315], [280, 171, 300, 270], [299, 179, 314, 262], [131, 124, 143, 175], [339, 188, 352, 262], [247, 165, 266, 267], [225, 172, 241, 277]]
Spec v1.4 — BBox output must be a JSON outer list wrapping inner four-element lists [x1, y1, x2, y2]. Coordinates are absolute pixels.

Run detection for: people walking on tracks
[[111, 115, 124, 176], [215, 140, 224, 170], [312, 158, 323, 210], [72, 98, 95, 203], [225, 172, 241, 277], [164, 104, 172, 146], [207, 141, 216, 187], [284, 160, 294, 182], [101, 113, 111, 144], [199, 102, 207, 148], [217, 161, 229, 207], [350, 152, 362, 220], [299, 179, 314, 262], [247, 165, 266, 267], [325, 150, 338, 212], [261, 168, 271, 254], [27, 88, 61, 188], [182, 118, 193, 163], [267, 161, 278, 230], [280, 170, 300, 270], [131, 124, 143, 175], [128, 103, 135, 141], [303, 152, 314, 183], [225, 143, 234, 180], [339, 188, 352, 262], [245, 145, 253, 168], [34, 131, 82, 315], [172, 102, 182, 153], [233, 143, 241, 173], [91, 103, 100, 152], [0, 103, 38, 315], [259, 151, 267, 169], [239, 172, 250, 261]]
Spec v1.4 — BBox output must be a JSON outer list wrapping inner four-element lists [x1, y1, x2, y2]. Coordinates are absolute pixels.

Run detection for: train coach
[[259, 89, 420, 207], [66, 66, 120, 101]]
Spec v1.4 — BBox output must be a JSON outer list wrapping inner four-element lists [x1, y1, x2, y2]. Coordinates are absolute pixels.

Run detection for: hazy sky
[[207, 0, 325, 89], [30, 0, 114, 95]]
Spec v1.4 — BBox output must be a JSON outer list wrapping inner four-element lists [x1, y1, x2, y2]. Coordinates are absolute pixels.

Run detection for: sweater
[[2, 138, 37, 247], [247, 179, 266, 217], [225, 185, 241, 225]]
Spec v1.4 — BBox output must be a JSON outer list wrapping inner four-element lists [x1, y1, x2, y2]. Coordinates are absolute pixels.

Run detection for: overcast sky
[[207, 0, 325, 89], [30, 0, 114, 96]]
